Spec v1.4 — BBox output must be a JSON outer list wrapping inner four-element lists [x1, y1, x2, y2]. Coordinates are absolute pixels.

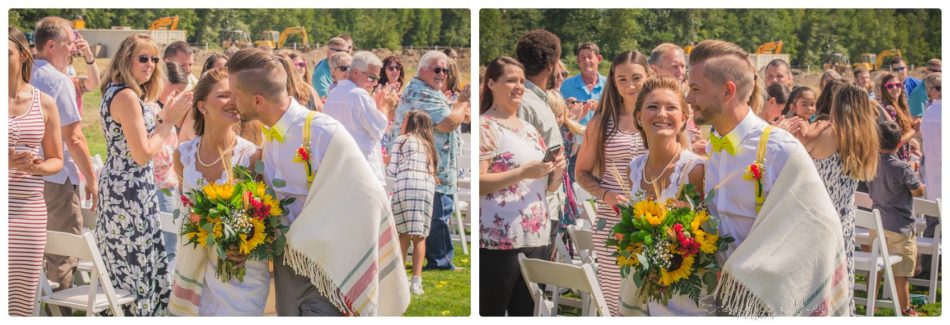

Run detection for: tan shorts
[[884, 230, 918, 277]]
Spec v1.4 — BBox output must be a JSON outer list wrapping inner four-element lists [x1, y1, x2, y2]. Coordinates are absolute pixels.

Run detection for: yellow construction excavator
[[756, 40, 783, 54], [149, 16, 180, 30], [255, 27, 310, 50], [72, 16, 86, 30], [853, 49, 904, 71], [221, 29, 252, 49]]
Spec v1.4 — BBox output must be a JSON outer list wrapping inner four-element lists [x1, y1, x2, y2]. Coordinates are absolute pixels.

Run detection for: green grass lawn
[[403, 243, 472, 316], [80, 89, 106, 158]]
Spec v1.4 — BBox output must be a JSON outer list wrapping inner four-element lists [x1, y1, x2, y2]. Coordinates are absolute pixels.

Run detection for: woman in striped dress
[[7, 28, 64, 316], [575, 51, 652, 315]]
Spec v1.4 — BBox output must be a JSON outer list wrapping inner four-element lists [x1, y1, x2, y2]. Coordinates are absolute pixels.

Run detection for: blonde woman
[[800, 83, 880, 315], [574, 50, 653, 315], [96, 34, 192, 315]]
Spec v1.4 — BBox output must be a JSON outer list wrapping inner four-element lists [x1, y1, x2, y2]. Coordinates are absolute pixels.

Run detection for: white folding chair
[[572, 183, 597, 229], [852, 209, 903, 316], [40, 230, 134, 316], [909, 198, 941, 304], [854, 192, 873, 245], [567, 225, 598, 270], [518, 253, 610, 316], [452, 188, 470, 256]]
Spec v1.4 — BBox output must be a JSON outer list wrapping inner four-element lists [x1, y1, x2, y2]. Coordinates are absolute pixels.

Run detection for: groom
[[687, 40, 848, 316], [227, 48, 409, 316]]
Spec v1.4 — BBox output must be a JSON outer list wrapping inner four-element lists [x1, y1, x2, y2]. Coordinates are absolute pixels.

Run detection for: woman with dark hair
[[479, 56, 564, 316], [879, 72, 917, 162], [200, 53, 228, 77], [387, 110, 439, 296], [815, 78, 849, 119], [97, 33, 192, 315], [575, 50, 653, 315], [379, 55, 405, 89], [276, 50, 321, 111], [168, 67, 268, 316], [760, 83, 790, 123], [8, 26, 64, 316], [800, 84, 881, 315]]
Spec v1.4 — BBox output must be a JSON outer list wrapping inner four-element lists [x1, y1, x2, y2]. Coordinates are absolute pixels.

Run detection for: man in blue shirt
[[311, 37, 350, 99], [908, 59, 941, 117], [890, 57, 921, 100], [560, 42, 606, 126]]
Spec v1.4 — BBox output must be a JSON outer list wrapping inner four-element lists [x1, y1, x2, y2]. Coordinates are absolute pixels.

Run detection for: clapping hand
[[8, 147, 36, 172], [162, 90, 194, 126]]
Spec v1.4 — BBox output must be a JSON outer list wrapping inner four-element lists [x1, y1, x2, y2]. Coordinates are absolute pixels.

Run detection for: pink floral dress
[[479, 116, 551, 250]]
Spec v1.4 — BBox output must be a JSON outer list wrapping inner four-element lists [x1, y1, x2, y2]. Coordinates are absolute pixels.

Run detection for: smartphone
[[542, 144, 562, 163]]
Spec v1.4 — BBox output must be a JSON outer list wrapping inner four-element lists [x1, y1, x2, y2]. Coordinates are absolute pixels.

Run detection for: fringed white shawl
[[712, 145, 850, 317], [168, 232, 209, 315], [281, 128, 410, 316]]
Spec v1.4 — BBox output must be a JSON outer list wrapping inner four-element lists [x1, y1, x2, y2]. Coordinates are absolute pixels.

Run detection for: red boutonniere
[[744, 161, 766, 209], [293, 145, 314, 185]]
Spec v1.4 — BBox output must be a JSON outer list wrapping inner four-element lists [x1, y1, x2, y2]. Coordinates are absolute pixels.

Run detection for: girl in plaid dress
[[387, 110, 438, 295]]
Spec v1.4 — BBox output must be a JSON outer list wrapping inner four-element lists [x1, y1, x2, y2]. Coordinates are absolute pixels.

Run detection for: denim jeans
[[424, 192, 456, 270]]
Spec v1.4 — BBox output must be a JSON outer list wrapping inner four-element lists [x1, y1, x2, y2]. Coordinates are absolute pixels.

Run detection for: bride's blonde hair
[[633, 76, 690, 149]]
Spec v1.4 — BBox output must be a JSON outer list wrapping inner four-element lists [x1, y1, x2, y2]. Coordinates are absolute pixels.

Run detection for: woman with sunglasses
[[8, 26, 64, 316], [96, 34, 192, 315], [327, 51, 352, 98], [379, 55, 405, 91], [276, 50, 321, 111], [878, 72, 917, 163]]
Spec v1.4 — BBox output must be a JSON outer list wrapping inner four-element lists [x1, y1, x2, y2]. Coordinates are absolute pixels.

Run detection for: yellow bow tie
[[262, 125, 285, 143], [710, 133, 736, 156]]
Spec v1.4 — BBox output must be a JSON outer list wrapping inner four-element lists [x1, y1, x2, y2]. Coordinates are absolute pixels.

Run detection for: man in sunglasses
[[312, 37, 350, 100], [909, 58, 942, 117], [560, 41, 606, 126], [30, 16, 99, 295], [890, 57, 921, 101]]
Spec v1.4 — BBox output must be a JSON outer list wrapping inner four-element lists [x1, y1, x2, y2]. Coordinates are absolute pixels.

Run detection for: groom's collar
[[269, 98, 309, 140], [712, 107, 764, 151]]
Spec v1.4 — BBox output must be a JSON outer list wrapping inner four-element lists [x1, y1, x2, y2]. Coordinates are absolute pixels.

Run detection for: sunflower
[[263, 195, 282, 217], [616, 244, 643, 267], [699, 233, 719, 254], [634, 200, 666, 226], [691, 210, 709, 234], [196, 227, 210, 247], [212, 220, 223, 239], [216, 184, 236, 200], [203, 184, 219, 200], [659, 254, 695, 286]]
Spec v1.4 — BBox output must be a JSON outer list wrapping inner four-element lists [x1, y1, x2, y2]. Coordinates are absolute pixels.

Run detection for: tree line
[[10, 8, 471, 49], [480, 9, 941, 69]]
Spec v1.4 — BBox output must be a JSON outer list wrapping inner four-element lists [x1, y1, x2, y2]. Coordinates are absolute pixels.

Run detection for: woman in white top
[[621, 76, 706, 316], [172, 68, 268, 315]]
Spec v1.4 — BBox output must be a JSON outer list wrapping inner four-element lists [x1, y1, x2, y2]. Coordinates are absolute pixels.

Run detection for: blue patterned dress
[[95, 82, 170, 315]]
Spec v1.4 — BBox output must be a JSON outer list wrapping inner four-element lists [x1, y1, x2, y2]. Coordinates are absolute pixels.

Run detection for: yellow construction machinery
[[255, 27, 310, 50], [853, 49, 904, 71], [221, 29, 252, 49], [149, 16, 180, 30], [822, 52, 851, 74], [756, 40, 783, 54], [72, 16, 86, 30]]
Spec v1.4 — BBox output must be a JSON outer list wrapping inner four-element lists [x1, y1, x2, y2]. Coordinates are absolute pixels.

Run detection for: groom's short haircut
[[689, 40, 759, 109], [878, 120, 903, 151], [227, 48, 288, 102]]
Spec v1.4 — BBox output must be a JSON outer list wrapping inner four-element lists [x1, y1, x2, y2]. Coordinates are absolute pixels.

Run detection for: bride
[[169, 67, 269, 315], [620, 76, 706, 316]]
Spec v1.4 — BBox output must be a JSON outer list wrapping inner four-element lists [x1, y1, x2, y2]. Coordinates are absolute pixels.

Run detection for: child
[[867, 120, 926, 316], [782, 86, 817, 122], [547, 90, 585, 226], [386, 110, 438, 295]]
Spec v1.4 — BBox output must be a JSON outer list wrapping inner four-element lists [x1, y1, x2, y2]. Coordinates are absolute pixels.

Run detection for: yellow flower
[[263, 195, 282, 217], [254, 181, 267, 198], [699, 233, 719, 254], [241, 217, 266, 254], [212, 221, 223, 239], [216, 183, 235, 200], [196, 227, 210, 247], [691, 210, 709, 234], [660, 254, 695, 286], [203, 184, 219, 201], [633, 200, 666, 226]]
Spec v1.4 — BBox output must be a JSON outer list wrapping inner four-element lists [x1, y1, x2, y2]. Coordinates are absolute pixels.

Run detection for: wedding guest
[[327, 51, 352, 96], [479, 56, 564, 316], [782, 85, 817, 121], [8, 26, 64, 316], [200, 53, 228, 77], [546, 90, 584, 226], [379, 55, 405, 90], [764, 58, 795, 89], [878, 73, 917, 163], [163, 40, 197, 90], [391, 50, 471, 271], [96, 34, 192, 315], [30, 16, 97, 293], [575, 50, 652, 315], [819, 69, 842, 94], [867, 120, 925, 316], [853, 66, 876, 101], [801, 84, 880, 314], [387, 110, 439, 295], [276, 50, 321, 111], [150, 62, 187, 273], [312, 37, 348, 99], [760, 83, 790, 123], [324, 51, 393, 183]]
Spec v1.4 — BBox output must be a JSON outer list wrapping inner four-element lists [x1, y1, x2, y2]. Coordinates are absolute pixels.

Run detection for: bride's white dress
[[620, 149, 707, 316], [179, 136, 270, 316]]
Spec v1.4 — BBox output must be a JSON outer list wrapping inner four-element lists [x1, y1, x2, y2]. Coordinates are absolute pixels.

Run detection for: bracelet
[[85, 57, 95, 65], [601, 190, 608, 201]]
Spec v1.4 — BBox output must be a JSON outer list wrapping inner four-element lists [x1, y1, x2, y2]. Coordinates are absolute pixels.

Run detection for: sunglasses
[[928, 68, 942, 73], [892, 66, 907, 72], [431, 67, 449, 75], [294, 61, 306, 69], [337, 65, 349, 72], [933, 86, 942, 92], [884, 82, 902, 90], [560, 71, 569, 78], [329, 48, 346, 53], [387, 65, 402, 72], [368, 74, 380, 82], [138, 55, 160, 64]]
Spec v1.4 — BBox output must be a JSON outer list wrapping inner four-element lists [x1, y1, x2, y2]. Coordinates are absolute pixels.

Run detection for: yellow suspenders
[[753, 126, 773, 213]]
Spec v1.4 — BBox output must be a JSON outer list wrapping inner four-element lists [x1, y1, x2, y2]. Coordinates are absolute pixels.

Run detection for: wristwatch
[[85, 56, 95, 65]]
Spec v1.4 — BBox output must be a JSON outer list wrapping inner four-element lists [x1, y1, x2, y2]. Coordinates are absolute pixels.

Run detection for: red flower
[[297, 146, 310, 162], [750, 163, 762, 180], [673, 224, 683, 232], [612, 205, 621, 216], [180, 194, 192, 207]]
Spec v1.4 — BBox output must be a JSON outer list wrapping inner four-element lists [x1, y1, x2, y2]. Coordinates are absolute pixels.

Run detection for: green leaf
[[636, 253, 648, 269], [255, 160, 266, 174], [161, 188, 172, 196], [596, 218, 607, 231], [272, 178, 287, 188]]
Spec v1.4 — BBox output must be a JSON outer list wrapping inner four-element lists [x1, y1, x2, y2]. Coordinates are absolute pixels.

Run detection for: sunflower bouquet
[[177, 164, 291, 282], [607, 184, 733, 306]]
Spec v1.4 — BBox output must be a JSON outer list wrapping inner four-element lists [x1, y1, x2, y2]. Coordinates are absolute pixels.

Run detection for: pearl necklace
[[642, 148, 681, 185], [196, 137, 235, 168]]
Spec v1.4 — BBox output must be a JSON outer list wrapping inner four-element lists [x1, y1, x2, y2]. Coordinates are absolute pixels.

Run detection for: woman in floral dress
[[478, 57, 565, 316], [96, 34, 191, 315]]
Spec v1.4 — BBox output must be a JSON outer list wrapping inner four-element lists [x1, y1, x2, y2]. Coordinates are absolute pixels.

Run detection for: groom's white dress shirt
[[704, 108, 800, 256], [262, 98, 341, 224]]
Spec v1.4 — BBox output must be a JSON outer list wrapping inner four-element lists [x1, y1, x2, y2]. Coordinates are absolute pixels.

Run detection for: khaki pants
[[44, 180, 83, 290]]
